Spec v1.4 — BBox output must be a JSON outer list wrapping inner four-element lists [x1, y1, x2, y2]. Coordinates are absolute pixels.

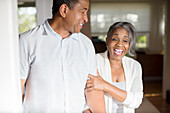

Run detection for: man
[[20, 0, 105, 112]]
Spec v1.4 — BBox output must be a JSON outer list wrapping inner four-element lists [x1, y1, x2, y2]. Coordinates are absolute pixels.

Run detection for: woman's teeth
[[114, 49, 123, 55], [114, 49, 123, 52], [80, 24, 83, 26]]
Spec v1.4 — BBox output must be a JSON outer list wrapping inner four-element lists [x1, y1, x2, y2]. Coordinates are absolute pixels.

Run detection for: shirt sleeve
[[83, 103, 89, 111], [87, 40, 97, 76], [123, 61, 143, 108], [83, 35, 97, 111], [19, 34, 30, 80]]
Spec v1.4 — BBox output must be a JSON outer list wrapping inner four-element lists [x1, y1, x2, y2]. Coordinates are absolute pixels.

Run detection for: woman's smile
[[113, 48, 124, 55]]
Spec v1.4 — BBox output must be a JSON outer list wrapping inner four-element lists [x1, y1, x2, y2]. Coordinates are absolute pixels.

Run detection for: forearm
[[122, 77, 143, 108], [84, 109, 92, 113], [21, 79, 26, 95], [85, 90, 106, 113], [104, 82, 127, 102], [21, 79, 26, 102]]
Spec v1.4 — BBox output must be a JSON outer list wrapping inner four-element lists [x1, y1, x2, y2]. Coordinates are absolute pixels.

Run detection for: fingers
[[85, 81, 94, 91], [86, 79, 92, 84], [85, 87, 94, 92], [88, 74, 95, 79], [86, 82, 92, 88], [97, 69, 100, 76], [86, 78, 94, 91], [86, 73, 102, 91], [86, 79, 93, 88], [85, 82, 94, 92]]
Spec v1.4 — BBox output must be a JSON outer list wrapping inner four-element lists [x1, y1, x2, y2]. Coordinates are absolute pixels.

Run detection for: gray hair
[[107, 22, 136, 56]]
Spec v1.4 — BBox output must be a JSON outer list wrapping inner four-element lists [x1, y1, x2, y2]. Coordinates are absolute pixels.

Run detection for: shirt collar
[[104, 50, 109, 60], [43, 19, 58, 35], [43, 19, 78, 40]]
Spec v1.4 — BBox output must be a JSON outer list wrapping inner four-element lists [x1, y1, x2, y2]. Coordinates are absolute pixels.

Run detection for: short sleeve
[[19, 34, 30, 79]]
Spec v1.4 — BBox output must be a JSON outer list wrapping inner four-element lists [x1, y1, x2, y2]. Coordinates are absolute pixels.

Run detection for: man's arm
[[21, 79, 26, 96], [84, 109, 92, 113], [85, 89, 106, 113]]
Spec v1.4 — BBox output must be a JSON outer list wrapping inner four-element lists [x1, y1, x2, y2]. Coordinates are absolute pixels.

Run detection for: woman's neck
[[109, 58, 122, 70]]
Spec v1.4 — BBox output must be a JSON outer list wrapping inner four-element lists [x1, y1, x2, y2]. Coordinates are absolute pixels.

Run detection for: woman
[[86, 22, 143, 113]]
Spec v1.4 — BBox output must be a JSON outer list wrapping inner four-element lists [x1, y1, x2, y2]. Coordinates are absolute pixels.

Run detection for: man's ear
[[59, 4, 69, 18]]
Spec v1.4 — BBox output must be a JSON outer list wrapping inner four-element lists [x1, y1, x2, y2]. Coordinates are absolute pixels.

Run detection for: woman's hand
[[86, 71, 108, 91]]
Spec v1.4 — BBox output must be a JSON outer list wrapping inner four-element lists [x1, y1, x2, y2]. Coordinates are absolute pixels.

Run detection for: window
[[90, 2, 151, 50], [18, 2, 37, 33]]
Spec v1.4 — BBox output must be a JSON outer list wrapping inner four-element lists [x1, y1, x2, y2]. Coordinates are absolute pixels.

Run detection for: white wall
[[36, 0, 53, 25], [0, 0, 22, 112]]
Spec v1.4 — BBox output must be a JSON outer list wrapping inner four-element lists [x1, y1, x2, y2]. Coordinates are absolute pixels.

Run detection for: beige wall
[[148, 0, 164, 53], [163, 0, 170, 99], [80, 0, 92, 39]]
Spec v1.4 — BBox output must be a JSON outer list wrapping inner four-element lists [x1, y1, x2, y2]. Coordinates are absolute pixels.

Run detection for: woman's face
[[107, 27, 130, 61]]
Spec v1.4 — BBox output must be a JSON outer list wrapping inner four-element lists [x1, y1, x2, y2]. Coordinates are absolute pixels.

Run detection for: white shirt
[[112, 82, 125, 113], [96, 51, 143, 113], [19, 20, 97, 113]]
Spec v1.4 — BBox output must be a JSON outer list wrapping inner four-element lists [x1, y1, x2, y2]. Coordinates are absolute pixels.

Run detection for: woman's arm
[[122, 63, 143, 108], [86, 74, 127, 102], [86, 63, 143, 109]]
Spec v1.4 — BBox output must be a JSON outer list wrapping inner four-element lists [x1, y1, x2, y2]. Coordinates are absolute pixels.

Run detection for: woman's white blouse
[[96, 51, 143, 113], [112, 82, 126, 113]]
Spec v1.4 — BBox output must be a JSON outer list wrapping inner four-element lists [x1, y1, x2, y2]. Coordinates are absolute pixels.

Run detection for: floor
[[143, 79, 170, 113], [136, 97, 160, 113]]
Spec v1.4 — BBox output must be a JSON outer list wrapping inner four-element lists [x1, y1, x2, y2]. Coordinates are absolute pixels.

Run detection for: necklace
[[110, 64, 122, 70]]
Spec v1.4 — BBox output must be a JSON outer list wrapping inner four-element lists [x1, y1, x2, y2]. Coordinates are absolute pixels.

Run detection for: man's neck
[[48, 18, 71, 39]]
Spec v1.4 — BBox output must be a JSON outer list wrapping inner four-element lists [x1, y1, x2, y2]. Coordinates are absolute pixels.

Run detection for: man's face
[[64, 0, 89, 33]]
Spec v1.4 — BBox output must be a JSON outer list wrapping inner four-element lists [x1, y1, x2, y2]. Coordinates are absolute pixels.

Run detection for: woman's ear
[[59, 4, 69, 18]]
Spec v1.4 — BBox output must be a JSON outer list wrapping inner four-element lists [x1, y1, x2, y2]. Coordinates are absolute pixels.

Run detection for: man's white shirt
[[19, 20, 97, 113]]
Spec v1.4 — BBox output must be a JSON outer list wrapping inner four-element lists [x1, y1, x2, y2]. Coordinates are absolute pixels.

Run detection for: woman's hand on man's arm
[[85, 72, 106, 113]]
